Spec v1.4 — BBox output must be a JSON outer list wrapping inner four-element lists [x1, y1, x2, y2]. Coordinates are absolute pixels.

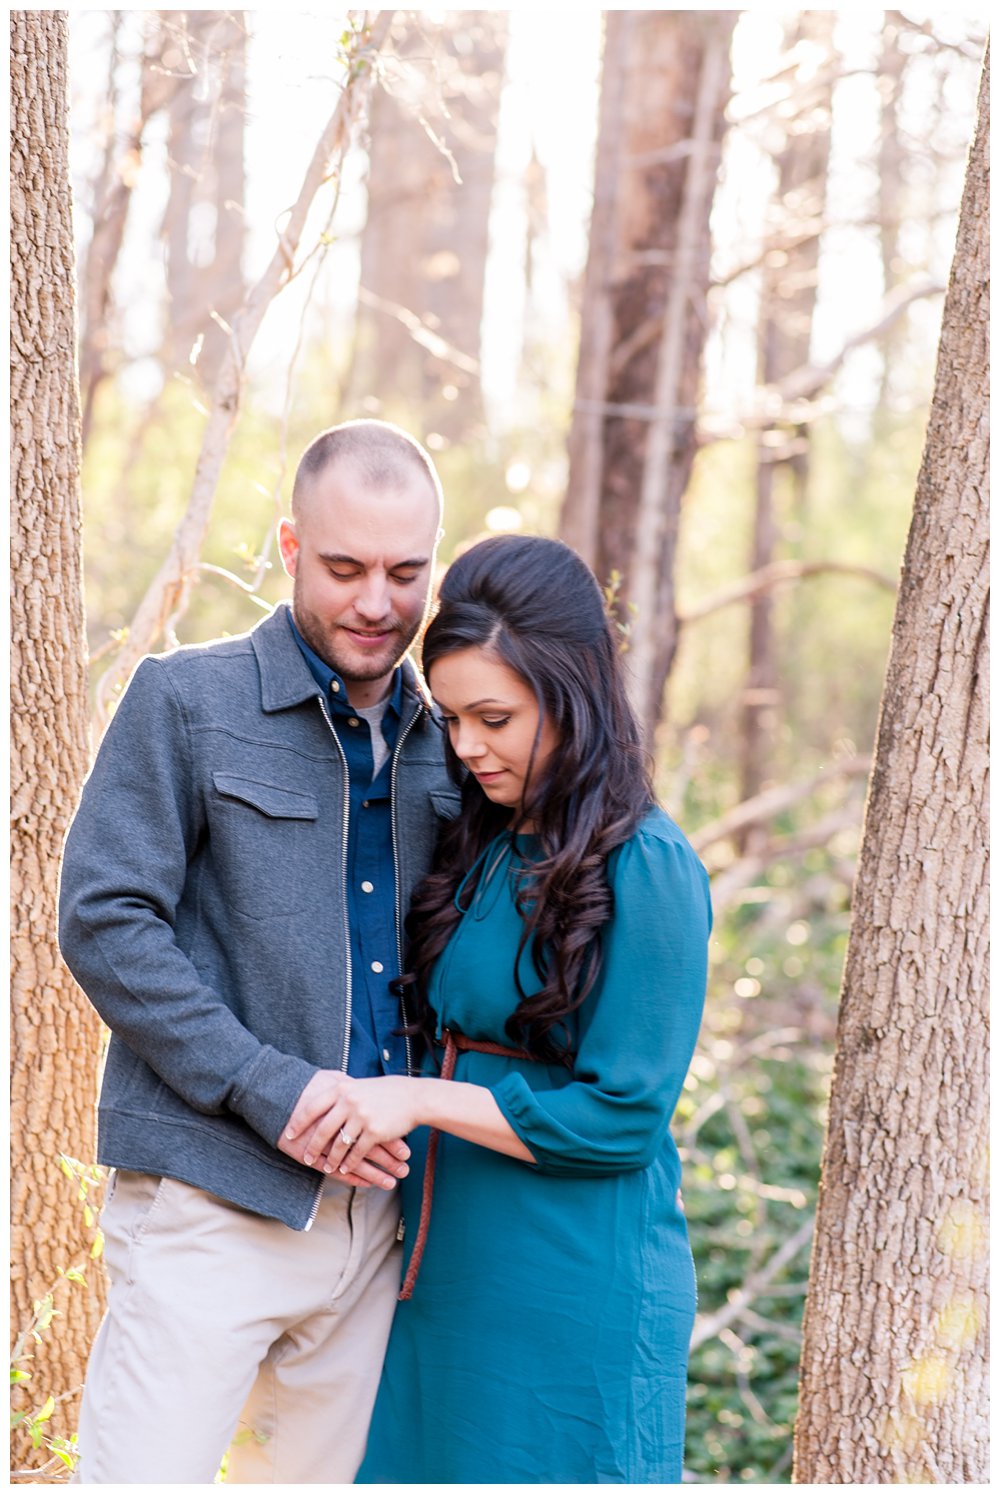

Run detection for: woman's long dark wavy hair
[[400, 534, 654, 1065]]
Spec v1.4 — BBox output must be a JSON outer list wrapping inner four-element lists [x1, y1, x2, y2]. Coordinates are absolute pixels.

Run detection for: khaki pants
[[74, 1170, 402, 1483]]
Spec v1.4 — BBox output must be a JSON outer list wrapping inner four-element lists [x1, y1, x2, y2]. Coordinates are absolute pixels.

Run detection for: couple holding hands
[[60, 419, 710, 1484]]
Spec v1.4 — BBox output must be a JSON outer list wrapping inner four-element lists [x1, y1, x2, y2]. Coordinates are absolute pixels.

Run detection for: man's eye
[[330, 569, 360, 581], [390, 571, 421, 585]]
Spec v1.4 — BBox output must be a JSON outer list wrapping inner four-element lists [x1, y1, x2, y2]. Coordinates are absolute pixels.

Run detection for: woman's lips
[[473, 769, 506, 784]]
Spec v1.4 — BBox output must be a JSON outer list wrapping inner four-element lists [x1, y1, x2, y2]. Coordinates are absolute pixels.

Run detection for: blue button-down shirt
[[287, 613, 409, 1078]]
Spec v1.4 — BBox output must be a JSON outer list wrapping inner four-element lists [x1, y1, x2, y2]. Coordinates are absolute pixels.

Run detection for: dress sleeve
[[490, 825, 711, 1176]]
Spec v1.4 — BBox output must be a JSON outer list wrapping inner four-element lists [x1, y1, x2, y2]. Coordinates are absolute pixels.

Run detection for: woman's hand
[[281, 1070, 412, 1189], [302, 1076, 424, 1179]]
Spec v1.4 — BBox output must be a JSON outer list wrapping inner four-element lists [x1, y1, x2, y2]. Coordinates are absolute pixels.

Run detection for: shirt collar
[[286, 610, 403, 721]]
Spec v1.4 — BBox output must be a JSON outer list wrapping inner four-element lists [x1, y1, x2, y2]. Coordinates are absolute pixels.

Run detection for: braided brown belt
[[398, 1028, 539, 1301]]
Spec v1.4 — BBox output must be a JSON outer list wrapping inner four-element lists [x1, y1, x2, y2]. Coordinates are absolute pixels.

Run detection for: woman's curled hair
[[401, 534, 654, 1065]]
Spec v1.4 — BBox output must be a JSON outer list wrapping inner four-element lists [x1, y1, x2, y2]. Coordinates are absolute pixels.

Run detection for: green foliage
[[678, 847, 849, 1483], [669, 410, 923, 779]]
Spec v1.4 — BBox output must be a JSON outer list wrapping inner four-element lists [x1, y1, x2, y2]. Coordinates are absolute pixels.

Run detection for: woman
[[296, 535, 710, 1483]]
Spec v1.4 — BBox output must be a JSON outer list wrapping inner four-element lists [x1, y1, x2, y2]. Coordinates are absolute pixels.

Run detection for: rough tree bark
[[10, 6, 106, 1452], [793, 47, 989, 1485], [349, 11, 507, 442], [558, 10, 737, 745]]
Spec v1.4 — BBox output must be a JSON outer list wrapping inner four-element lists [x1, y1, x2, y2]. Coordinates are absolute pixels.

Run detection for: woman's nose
[[454, 725, 487, 761]]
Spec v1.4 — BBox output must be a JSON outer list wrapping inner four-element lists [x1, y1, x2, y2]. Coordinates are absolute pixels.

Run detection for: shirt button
[[371, 960, 384, 974], [332, 681, 340, 693], [361, 881, 374, 893], [362, 800, 370, 809], [348, 717, 360, 727], [382, 1048, 391, 1062]]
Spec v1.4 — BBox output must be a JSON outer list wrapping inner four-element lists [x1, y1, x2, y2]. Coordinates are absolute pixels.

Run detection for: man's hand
[[279, 1070, 410, 1190]]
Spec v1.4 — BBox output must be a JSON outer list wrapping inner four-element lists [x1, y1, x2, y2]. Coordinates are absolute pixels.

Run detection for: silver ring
[[339, 1128, 355, 1146]]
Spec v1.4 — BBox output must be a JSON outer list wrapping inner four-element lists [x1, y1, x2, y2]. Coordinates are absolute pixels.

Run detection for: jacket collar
[[251, 602, 435, 720]]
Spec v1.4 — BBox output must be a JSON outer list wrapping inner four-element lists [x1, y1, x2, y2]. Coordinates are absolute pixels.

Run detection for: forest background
[[9, 6, 989, 1485]]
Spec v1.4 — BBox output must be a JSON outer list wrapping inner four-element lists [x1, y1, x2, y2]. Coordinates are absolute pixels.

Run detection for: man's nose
[[354, 572, 391, 620]]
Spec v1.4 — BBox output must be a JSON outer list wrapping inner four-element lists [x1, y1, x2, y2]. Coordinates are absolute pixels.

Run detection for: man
[[59, 420, 458, 1483]]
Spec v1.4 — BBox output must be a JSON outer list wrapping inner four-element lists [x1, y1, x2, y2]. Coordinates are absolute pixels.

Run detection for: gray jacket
[[58, 604, 459, 1228]]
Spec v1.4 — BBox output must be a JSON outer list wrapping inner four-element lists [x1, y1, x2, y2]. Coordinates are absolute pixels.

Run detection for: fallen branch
[[690, 756, 870, 854], [94, 11, 394, 727], [679, 560, 896, 626], [691, 1214, 815, 1350], [708, 803, 862, 912]]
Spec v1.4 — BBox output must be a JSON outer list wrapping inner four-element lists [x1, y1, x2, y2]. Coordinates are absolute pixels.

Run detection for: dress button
[[361, 880, 374, 893], [371, 960, 384, 973], [348, 717, 360, 727]]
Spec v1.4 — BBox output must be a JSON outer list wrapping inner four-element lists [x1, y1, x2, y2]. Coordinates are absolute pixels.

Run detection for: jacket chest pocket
[[209, 772, 323, 919]]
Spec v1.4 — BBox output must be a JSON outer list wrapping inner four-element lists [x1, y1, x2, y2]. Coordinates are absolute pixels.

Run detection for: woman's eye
[[483, 717, 510, 730]]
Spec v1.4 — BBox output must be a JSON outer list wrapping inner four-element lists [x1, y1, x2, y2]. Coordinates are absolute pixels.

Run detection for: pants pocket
[[100, 1171, 168, 1286]]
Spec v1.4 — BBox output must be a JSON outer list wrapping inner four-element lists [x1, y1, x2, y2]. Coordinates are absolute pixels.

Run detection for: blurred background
[[64, 8, 987, 1482]]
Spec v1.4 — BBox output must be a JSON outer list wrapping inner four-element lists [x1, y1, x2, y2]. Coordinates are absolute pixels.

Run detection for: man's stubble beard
[[292, 584, 425, 684]]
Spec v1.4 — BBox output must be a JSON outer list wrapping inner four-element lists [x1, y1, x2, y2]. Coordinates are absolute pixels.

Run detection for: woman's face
[[429, 646, 559, 820]]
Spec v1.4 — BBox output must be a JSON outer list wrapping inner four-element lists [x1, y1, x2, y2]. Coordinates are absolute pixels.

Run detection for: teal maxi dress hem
[[356, 807, 711, 1484]]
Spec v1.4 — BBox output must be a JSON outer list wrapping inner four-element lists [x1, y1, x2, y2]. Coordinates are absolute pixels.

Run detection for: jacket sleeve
[[490, 828, 711, 1176], [57, 657, 316, 1147]]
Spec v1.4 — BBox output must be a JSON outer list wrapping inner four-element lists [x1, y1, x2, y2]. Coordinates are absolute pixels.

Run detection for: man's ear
[[277, 517, 299, 578]]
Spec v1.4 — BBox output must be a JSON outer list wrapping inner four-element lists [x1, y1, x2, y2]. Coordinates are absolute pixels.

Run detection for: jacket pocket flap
[[430, 789, 463, 820], [212, 773, 320, 820]]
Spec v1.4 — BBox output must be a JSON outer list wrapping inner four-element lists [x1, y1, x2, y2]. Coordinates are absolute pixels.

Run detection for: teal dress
[[357, 808, 711, 1484]]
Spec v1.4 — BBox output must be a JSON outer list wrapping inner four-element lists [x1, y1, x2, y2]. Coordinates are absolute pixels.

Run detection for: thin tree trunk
[[793, 47, 989, 1484], [559, 11, 737, 744], [877, 16, 908, 405], [199, 11, 247, 383], [78, 15, 181, 447], [739, 13, 835, 843], [10, 8, 106, 1457], [161, 11, 247, 384], [349, 11, 507, 441]]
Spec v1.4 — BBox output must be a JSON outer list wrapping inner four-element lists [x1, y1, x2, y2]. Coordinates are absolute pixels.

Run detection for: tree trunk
[[558, 10, 737, 744], [10, 7, 106, 1455], [793, 47, 989, 1485], [161, 11, 247, 385], [739, 12, 835, 844], [78, 14, 182, 448], [349, 11, 507, 442], [877, 15, 908, 406]]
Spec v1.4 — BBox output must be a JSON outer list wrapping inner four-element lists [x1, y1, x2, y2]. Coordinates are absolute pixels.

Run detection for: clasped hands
[[278, 1069, 420, 1190]]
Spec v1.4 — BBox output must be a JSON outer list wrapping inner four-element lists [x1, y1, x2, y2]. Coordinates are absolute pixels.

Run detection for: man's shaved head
[[292, 419, 443, 522]]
